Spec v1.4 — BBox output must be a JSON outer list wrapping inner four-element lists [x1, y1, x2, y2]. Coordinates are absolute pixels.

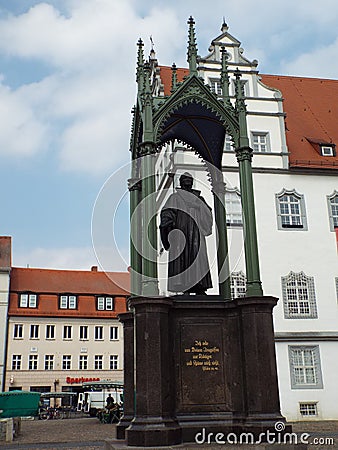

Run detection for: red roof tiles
[[159, 66, 190, 96], [9, 267, 130, 319], [260, 75, 338, 169]]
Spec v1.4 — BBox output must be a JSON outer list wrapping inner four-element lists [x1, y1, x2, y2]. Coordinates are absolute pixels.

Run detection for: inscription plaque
[[179, 322, 226, 407]]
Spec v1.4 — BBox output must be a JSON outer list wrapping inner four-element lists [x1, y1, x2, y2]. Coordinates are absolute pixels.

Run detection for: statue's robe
[[160, 188, 213, 293]]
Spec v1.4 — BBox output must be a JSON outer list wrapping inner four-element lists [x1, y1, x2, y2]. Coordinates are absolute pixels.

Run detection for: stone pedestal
[[116, 312, 134, 440], [120, 295, 287, 447], [125, 297, 182, 447]]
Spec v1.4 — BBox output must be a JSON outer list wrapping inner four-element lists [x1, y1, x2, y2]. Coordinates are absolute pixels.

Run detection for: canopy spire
[[187, 16, 198, 76], [171, 63, 177, 92], [136, 38, 145, 94], [220, 46, 231, 108]]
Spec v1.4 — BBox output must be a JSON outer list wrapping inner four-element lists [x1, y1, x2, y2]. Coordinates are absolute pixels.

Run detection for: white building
[[152, 21, 338, 421]]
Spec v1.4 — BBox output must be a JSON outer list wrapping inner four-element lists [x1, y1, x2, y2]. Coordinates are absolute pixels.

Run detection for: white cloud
[[13, 244, 129, 271], [0, 81, 49, 157], [283, 37, 338, 79], [13, 246, 96, 270], [0, 1, 184, 174]]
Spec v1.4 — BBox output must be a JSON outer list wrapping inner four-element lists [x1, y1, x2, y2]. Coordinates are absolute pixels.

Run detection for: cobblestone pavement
[[0, 418, 337, 450], [0, 416, 115, 449]]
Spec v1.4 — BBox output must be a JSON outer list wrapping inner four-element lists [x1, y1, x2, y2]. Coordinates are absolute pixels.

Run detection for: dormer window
[[320, 145, 334, 156], [306, 138, 336, 157], [59, 295, 77, 309], [19, 293, 37, 308]]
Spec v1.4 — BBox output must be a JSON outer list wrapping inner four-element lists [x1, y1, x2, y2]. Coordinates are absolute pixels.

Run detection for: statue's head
[[179, 172, 193, 190]]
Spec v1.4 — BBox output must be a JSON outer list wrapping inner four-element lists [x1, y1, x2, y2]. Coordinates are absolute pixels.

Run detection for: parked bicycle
[[39, 407, 62, 420]]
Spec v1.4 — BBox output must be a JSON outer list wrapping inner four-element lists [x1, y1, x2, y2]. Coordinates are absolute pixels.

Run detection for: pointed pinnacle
[[187, 16, 198, 76]]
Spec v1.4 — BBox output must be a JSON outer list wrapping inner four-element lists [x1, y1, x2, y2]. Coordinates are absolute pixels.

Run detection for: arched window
[[275, 189, 308, 230], [288, 346, 323, 389], [327, 191, 338, 231], [225, 188, 242, 227], [281, 271, 317, 319]]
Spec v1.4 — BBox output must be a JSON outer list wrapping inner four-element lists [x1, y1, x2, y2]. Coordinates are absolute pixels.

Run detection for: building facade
[[151, 21, 338, 421], [5, 264, 129, 402], [0, 237, 11, 392]]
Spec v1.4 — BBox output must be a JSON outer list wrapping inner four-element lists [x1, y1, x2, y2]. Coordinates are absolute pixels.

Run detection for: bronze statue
[[160, 172, 213, 294]]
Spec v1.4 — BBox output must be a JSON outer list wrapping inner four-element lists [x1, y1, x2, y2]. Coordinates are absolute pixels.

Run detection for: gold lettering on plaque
[[184, 340, 221, 371]]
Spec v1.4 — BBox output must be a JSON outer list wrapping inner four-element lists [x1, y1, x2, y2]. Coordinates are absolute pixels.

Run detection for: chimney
[[0, 236, 11, 271], [91, 266, 98, 272]]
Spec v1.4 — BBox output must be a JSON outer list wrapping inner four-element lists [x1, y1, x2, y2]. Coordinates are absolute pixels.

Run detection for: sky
[[1, 0, 338, 272]]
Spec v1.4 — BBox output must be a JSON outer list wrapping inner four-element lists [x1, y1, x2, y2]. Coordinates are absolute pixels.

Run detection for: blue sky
[[1, 0, 338, 271]]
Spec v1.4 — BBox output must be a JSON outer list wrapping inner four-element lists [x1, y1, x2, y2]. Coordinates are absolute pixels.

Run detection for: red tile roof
[[158, 66, 338, 170], [260, 75, 338, 169], [159, 66, 190, 96], [10, 267, 130, 295], [9, 267, 130, 319]]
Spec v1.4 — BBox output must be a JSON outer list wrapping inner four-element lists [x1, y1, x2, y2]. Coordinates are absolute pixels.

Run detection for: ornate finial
[[187, 16, 198, 76], [171, 63, 177, 92], [234, 68, 246, 114], [221, 17, 228, 33], [136, 39, 145, 86], [143, 61, 152, 95], [220, 46, 231, 108]]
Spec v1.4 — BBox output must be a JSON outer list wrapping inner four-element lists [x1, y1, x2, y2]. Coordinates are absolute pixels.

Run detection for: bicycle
[[39, 407, 62, 420]]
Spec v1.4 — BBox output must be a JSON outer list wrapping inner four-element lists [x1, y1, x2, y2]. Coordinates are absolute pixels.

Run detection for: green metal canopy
[[129, 16, 263, 299]]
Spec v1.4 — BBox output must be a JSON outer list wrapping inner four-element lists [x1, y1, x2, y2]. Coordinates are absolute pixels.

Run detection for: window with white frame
[[45, 325, 55, 340], [231, 272, 246, 299], [275, 189, 308, 230], [320, 145, 334, 156], [224, 133, 234, 152], [97, 296, 114, 311], [44, 355, 54, 370], [19, 293, 37, 308], [225, 189, 243, 226], [94, 355, 103, 370], [282, 271, 317, 319], [289, 346, 323, 389], [79, 325, 88, 340], [13, 324, 23, 339], [63, 325, 72, 340], [110, 326, 119, 341], [110, 355, 118, 370], [62, 355, 72, 370], [29, 354, 38, 370], [299, 402, 318, 417], [209, 79, 222, 97], [59, 295, 77, 309], [251, 132, 270, 152], [30, 324, 39, 339], [94, 326, 103, 341], [12, 355, 22, 370], [79, 355, 88, 370], [327, 191, 338, 231]]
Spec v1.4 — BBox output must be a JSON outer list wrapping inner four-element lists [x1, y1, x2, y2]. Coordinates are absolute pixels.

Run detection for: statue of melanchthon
[[159, 172, 213, 295]]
